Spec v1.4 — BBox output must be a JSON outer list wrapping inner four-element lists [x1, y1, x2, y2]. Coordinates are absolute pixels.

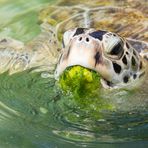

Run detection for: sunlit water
[[0, 0, 148, 148], [0, 0, 55, 42]]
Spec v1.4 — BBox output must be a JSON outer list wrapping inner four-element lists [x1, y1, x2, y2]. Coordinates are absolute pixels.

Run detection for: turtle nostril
[[79, 37, 82, 41], [86, 37, 89, 42]]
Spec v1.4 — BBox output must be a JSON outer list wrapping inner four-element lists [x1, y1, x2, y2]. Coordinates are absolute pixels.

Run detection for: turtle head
[[55, 28, 146, 89]]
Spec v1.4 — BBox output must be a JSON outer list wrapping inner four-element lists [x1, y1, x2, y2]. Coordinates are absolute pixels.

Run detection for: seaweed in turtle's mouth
[[65, 65, 113, 88], [58, 65, 101, 95]]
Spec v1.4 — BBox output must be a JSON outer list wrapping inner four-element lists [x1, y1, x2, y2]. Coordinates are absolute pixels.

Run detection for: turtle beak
[[54, 34, 104, 79]]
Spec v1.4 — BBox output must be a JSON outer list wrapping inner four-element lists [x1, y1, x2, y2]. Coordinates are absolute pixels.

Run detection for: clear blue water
[[0, 0, 148, 148]]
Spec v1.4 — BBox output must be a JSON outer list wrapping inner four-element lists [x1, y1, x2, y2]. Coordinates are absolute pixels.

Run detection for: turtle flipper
[[25, 23, 60, 72], [0, 38, 29, 74], [0, 23, 61, 74]]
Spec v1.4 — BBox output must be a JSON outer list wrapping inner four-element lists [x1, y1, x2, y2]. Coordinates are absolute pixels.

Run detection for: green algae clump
[[58, 66, 101, 96], [58, 66, 115, 113]]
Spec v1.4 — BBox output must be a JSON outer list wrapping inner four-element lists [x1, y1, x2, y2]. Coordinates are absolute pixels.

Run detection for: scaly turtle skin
[[55, 28, 147, 89], [0, 0, 147, 89]]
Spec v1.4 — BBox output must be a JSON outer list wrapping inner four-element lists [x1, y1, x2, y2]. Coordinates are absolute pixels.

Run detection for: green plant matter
[[58, 66, 101, 97]]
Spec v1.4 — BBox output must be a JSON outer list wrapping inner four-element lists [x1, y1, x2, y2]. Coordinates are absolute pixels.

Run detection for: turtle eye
[[110, 41, 123, 55], [104, 34, 124, 58]]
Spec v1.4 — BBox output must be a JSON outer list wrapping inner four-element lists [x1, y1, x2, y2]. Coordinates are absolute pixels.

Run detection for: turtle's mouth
[[58, 65, 101, 94], [64, 65, 113, 88], [100, 78, 113, 89]]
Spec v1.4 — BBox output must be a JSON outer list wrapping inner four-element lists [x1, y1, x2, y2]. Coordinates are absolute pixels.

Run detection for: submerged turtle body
[[0, 23, 59, 74], [0, 0, 147, 89]]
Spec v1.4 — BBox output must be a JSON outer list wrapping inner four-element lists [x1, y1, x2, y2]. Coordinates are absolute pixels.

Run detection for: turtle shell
[[0, 0, 147, 74], [39, 0, 148, 52]]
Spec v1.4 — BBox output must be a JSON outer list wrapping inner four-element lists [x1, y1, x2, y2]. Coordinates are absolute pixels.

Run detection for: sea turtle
[[55, 28, 147, 89], [0, 0, 147, 89]]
